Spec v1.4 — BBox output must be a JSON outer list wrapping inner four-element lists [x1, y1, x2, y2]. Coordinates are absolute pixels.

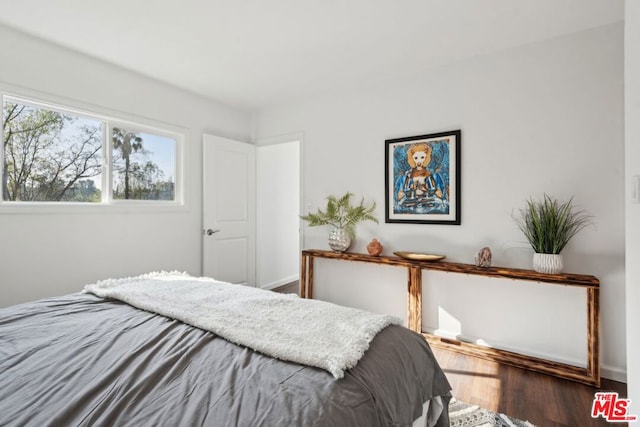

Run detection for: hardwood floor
[[272, 281, 299, 295], [432, 346, 627, 427]]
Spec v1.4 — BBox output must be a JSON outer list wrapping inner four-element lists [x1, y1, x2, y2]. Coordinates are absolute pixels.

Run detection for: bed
[[0, 272, 451, 427]]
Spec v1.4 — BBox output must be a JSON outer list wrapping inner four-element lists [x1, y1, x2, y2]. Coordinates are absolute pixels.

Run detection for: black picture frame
[[385, 130, 461, 225]]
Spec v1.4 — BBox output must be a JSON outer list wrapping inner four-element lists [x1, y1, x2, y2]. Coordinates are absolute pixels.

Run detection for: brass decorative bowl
[[393, 251, 446, 261]]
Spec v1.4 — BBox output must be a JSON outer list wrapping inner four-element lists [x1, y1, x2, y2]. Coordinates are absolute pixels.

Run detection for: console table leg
[[300, 254, 308, 298], [408, 266, 422, 333], [308, 257, 315, 299], [587, 287, 601, 386]]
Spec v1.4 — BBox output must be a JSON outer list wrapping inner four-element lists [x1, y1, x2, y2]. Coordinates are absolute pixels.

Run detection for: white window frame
[[0, 90, 186, 213]]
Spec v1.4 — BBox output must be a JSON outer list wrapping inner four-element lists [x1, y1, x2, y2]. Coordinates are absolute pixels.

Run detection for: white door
[[202, 134, 255, 285]]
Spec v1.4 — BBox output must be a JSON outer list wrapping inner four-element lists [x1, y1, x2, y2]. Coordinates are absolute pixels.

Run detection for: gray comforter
[[0, 293, 450, 427]]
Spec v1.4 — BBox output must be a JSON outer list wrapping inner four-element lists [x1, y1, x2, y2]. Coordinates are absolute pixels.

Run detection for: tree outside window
[[2, 97, 178, 204], [2, 101, 102, 202], [112, 127, 176, 201]]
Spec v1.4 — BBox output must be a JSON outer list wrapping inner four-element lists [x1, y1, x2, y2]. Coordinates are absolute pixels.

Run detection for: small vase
[[533, 253, 564, 274], [328, 228, 352, 252]]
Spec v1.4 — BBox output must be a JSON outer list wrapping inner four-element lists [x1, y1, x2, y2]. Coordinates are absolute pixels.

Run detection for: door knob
[[204, 228, 220, 236]]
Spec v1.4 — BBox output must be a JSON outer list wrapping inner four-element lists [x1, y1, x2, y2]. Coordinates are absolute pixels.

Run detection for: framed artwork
[[385, 130, 461, 225]]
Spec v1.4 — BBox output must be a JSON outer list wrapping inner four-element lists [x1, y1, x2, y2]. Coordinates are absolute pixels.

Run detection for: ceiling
[[0, 0, 624, 111]]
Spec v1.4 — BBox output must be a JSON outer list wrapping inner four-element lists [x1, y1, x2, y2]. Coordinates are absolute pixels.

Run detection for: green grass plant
[[515, 194, 592, 254]]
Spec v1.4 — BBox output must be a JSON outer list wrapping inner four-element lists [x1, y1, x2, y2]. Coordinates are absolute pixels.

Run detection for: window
[[2, 100, 103, 202], [1, 95, 182, 206], [111, 127, 177, 201]]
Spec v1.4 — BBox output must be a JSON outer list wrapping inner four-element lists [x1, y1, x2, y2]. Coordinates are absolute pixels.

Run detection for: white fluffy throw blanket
[[83, 271, 399, 378]]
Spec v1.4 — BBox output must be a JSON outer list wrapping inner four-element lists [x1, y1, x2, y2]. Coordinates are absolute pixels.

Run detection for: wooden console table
[[300, 249, 600, 387]]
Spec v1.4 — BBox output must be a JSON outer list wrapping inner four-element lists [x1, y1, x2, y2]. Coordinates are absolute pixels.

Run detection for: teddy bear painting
[[392, 140, 449, 215]]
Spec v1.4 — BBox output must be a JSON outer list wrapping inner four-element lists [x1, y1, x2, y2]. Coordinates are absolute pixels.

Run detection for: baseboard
[[260, 275, 299, 290], [601, 364, 627, 384]]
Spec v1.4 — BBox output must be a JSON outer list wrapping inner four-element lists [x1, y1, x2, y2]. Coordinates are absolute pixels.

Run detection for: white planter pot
[[328, 228, 352, 252], [532, 253, 564, 274]]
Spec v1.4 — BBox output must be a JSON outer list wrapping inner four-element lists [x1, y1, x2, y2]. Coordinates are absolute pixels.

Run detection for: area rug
[[449, 398, 536, 427]]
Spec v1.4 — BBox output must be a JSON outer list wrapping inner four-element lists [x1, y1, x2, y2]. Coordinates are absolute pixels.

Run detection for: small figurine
[[367, 238, 383, 256], [474, 247, 492, 267]]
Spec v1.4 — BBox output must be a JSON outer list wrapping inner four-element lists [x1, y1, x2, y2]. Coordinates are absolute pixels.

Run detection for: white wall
[[256, 140, 300, 289], [254, 24, 626, 379], [0, 24, 251, 307], [625, 0, 640, 419]]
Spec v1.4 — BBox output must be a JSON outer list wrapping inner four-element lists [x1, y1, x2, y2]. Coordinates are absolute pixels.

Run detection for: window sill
[[0, 201, 188, 215]]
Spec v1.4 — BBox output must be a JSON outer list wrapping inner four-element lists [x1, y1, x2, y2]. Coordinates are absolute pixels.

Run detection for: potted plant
[[301, 192, 378, 252], [514, 194, 592, 274]]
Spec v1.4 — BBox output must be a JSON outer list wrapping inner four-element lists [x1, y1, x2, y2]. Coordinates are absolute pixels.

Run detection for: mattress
[[0, 290, 450, 426]]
